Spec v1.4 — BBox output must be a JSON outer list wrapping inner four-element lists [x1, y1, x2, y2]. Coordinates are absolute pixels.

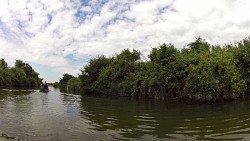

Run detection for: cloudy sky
[[0, 0, 250, 82]]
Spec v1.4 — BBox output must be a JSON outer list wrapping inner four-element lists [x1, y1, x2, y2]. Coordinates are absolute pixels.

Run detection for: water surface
[[0, 87, 250, 141]]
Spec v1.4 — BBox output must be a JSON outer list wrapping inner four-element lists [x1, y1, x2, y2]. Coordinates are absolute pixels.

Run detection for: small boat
[[40, 89, 49, 92], [40, 78, 49, 92], [40, 85, 49, 92]]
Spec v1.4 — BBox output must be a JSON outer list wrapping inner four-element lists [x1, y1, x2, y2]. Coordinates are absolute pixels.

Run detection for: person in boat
[[44, 81, 48, 90], [41, 78, 45, 89], [40, 78, 49, 91]]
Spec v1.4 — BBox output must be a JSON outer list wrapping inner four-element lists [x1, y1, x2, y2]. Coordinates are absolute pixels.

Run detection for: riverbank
[[0, 132, 19, 141], [58, 38, 250, 102]]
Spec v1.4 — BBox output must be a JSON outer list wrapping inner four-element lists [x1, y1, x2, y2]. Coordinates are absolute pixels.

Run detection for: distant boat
[[40, 89, 49, 92], [40, 84, 49, 92]]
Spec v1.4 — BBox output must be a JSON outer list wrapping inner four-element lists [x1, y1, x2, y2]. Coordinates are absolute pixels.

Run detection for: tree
[[10, 68, 27, 87], [233, 38, 250, 92], [14, 60, 40, 87], [0, 68, 12, 86], [187, 37, 210, 54], [53, 82, 59, 88], [116, 49, 140, 62], [0, 59, 8, 69], [0, 59, 11, 86], [184, 51, 246, 101], [59, 73, 74, 92], [80, 55, 113, 92], [0, 59, 40, 88], [68, 37, 250, 102], [92, 49, 140, 96], [66, 78, 81, 94], [143, 44, 185, 99], [15, 60, 26, 68]]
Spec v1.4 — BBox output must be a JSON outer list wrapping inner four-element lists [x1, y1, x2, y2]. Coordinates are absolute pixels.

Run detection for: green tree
[[92, 49, 140, 96], [0, 68, 12, 86], [233, 38, 250, 92], [15, 60, 26, 68], [80, 55, 113, 92], [14, 60, 40, 87], [187, 37, 210, 54], [66, 78, 81, 94], [0, 59, 8, 69], [0, 59, 11, 86], [73, 37, 250, 102], [184, 51, 246, 101], [53, 82, 59, 88], [0, 59, 40, 88], [59, 73, 74, 92], [10, 67, 27, 87], [143, 44, 185, 99]]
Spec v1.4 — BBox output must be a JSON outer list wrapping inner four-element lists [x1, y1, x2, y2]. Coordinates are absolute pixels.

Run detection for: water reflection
[[0, 89, 36, 140], [0, 89, 32, 100], [0, 88, 250, 141], [80, 95, 250, 140]]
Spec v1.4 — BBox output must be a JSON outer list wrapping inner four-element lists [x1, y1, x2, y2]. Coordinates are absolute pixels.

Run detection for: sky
[[0, 0, 250, 82]]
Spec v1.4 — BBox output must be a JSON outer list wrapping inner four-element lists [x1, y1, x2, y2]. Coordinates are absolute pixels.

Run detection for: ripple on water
[[2, 88, 250, 141], [173, 111, 250, 140], [133, 115, 158, 123]]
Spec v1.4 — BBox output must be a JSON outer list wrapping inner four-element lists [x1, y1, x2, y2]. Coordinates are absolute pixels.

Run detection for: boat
[[40, 89, 49, 92], [40, 84, 49, 92]]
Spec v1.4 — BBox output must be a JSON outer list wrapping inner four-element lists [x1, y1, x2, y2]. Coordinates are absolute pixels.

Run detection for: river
[[0, 87, 250, 141]]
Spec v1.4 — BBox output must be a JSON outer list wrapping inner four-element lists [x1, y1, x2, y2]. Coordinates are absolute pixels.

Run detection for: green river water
[[0, 87, 250, 141]]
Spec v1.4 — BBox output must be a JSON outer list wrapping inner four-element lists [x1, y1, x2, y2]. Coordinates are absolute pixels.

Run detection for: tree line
[[0, 59, 40, 87], [58, 37, 250, 102]]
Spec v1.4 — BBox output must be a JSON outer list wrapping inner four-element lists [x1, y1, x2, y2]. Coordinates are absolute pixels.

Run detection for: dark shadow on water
[[79, 94, 250, 140], [0, 89, 35, 100]]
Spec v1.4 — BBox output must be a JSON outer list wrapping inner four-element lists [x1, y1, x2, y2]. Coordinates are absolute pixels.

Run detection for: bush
[[184, 51, 246, 101], [59, 73, 74, 92], [66, 78, 81, 94]]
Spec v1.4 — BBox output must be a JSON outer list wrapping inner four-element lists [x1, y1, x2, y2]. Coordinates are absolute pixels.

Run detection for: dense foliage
[[52, 82, 59, 88], [66, 77, 81, 94], [59, 73, 74, 92], [59, 37, 250, 102], [0, 59, 40, 87], [233, 38, 250, 92]]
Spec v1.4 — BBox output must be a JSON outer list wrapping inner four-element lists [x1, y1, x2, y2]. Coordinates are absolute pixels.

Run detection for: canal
[[0, 87, 250, 141]]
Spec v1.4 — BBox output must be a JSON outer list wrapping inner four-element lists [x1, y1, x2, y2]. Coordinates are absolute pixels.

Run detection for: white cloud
[[1, 0, 250, 82], [81, 6, 92, 12]]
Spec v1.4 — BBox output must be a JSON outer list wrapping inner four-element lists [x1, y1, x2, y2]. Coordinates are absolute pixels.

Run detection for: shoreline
[[0, 132, 19, 141]]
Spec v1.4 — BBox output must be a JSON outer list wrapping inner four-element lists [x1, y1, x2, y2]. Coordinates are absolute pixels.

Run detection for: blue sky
[[0, 0, 250, 82]]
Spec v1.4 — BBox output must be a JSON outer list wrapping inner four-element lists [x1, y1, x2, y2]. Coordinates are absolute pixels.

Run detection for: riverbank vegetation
[[59, 37, 250, 102], [0, 59, 40, 88]]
